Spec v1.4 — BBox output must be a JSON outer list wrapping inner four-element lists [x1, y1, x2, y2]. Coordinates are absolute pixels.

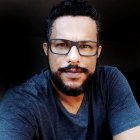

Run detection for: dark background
[[0, 0, 140, 104]]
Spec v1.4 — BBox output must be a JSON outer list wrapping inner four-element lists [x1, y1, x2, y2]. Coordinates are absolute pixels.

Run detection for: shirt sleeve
[[107, 67, 140, 136], [0, 87, 37, 140]]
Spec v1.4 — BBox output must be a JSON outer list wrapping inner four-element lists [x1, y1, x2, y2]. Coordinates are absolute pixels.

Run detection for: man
[[0, 0, 140, 140]]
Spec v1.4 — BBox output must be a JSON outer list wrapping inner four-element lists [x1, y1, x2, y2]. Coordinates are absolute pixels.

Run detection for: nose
[[67, 46, 80, 64]]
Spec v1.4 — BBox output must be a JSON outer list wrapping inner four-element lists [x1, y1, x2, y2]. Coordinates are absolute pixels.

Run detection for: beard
[[49, 65, 93, 97]]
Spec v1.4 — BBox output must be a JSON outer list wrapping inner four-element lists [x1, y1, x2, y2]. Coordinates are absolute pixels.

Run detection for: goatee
[[49, 65, 93, 96]]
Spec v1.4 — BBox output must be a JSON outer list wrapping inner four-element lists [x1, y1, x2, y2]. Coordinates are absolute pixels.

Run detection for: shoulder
[[96, 65, 119, 74], [0, 69, 52, 126], [11, 68, 50, 97], [95, 65, 125, 83], [95, 65, 132, 97], [0, 68, 51, 111]]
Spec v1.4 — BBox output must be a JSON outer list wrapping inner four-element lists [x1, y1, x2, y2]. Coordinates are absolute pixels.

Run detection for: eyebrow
[[50, 38, 97, 42]]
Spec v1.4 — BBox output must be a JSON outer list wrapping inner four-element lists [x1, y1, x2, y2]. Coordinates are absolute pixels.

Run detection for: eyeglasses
[[48, 39, 98, 56]]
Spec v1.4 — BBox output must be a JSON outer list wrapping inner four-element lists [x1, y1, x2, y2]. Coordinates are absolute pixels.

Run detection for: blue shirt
[[0, 66, 140, 140]]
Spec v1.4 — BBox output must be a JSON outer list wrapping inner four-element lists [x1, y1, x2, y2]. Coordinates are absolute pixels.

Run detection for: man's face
[[43, 16, 101, 96]]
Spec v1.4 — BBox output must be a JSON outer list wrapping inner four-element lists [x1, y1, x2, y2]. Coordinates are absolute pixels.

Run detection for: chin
[[65, 82, 82, 90], [49, 68, 93, 96]]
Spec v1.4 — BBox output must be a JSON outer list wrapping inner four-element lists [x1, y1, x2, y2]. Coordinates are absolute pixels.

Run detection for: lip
[[63, 72, 81, 78], [64, 68, 83, 73]]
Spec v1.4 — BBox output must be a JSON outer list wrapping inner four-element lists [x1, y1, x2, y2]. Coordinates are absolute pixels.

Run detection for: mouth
[[64, 72, 81, 78], [63, 69, 82, 78], [65, 68, 83, 73], [58, 65, 88, 79]]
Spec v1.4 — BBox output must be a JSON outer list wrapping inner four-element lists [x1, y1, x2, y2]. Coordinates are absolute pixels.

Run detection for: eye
[[56, 43, 66, 47], [81, 45, 92, 49]]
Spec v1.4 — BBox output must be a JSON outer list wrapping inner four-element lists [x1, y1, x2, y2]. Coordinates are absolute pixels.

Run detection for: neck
[[51, 80, 84, 114], [57, 91, 84, 114]]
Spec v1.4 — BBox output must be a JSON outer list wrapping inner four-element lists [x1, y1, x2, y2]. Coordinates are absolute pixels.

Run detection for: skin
[[113, 126, 140, 140], [43, 16, 101, 114], [46, 16, 101, 90], [43, 16, 140, 139]]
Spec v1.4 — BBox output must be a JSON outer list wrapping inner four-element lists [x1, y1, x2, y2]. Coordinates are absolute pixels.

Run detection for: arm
[[0, 89, 37, 140], [106, 67, 140, 139], [113, 126, 140, 140]]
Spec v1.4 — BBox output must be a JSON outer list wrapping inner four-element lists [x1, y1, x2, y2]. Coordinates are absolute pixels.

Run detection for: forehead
[[50, 16, 97, 41]]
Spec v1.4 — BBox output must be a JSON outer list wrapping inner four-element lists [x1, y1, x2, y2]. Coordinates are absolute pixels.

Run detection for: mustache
[[58, 65, 88, 73]]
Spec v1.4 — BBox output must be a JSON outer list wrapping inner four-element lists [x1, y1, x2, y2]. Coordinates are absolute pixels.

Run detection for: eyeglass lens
[[50, 39, 98, 56]]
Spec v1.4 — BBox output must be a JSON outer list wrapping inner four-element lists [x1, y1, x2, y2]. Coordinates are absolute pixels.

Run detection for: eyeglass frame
[[48, 38, 99, 57]]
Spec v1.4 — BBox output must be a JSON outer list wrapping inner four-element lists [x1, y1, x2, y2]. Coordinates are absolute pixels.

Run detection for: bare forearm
[[113, 126, 140, 140]]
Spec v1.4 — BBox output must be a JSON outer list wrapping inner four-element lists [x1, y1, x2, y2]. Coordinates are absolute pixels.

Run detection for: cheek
[[49, 56, 58, 71], [48, 53, 64, 72]]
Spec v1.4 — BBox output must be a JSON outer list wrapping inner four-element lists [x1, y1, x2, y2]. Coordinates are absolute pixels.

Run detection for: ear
[[43, 42, 48, 56], [97, 45, 102, 58]]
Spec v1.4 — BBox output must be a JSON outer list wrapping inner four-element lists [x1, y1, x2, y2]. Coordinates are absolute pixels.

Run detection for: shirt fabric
[[0, 65, 140, 140]]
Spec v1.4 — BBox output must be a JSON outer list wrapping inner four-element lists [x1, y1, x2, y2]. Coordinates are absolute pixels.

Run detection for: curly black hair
[[44, 0, 101, 42]]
